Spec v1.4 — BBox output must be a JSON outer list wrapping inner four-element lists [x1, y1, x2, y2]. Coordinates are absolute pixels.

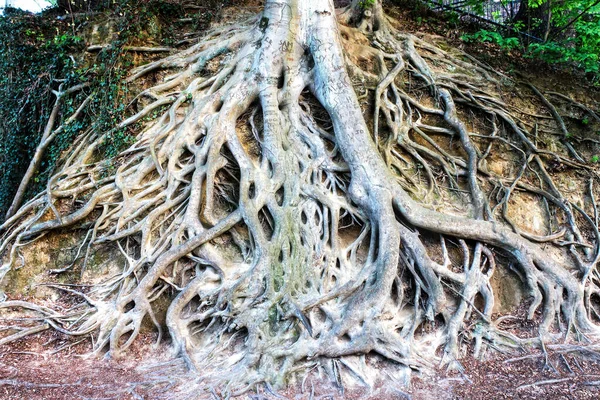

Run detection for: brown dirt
[[0, 331, 164, 400], [448, 351, 600, 400], [2, 332, 600, 399]]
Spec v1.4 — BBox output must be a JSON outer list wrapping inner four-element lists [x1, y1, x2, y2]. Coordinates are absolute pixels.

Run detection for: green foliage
[[542, 16, 597, 74], [521, 0, 600, 76], [461, 29, 522, 50], [457, 0, 600, 80], [359, 0, 377, 10], [0, 9, 85, 215]]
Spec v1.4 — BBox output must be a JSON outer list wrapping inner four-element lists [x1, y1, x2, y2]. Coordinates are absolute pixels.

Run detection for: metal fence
[[427, 0, 522, 23], [423, 0, 549, 42]]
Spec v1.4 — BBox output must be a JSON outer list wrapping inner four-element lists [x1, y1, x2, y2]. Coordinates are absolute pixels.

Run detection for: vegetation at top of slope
[[424, 0, 600, 81]]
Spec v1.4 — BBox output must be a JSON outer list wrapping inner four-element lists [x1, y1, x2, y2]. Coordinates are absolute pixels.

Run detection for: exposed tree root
[[1, 0, 600, 395]]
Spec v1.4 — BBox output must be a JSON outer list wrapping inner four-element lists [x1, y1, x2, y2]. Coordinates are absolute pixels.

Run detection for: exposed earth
[[1, 1, 600, 399], [2, 330, 600, 399]]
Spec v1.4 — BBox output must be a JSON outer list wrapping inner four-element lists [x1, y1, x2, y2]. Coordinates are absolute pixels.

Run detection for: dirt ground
[[1, 330, 600, 399]]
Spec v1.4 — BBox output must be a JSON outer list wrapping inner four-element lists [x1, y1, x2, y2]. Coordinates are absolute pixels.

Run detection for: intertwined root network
[[1, 0, 600, 393]]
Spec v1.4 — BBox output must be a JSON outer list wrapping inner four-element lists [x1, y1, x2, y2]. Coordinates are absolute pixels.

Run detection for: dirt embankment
[[1, 1, 600, 399]]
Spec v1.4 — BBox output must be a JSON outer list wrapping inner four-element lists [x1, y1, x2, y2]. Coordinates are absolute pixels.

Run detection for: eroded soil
[[2, 331, 600, 399], [1, 1, 600, 399]]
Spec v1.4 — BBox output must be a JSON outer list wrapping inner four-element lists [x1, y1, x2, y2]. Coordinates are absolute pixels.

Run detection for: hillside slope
[[1, 1, 600, 399]]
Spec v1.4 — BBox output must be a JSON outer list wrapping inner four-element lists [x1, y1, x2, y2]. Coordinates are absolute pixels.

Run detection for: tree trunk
[[513, 0, 552, 41]]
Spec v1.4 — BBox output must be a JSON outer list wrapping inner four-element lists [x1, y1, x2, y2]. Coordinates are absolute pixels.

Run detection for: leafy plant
[[359, 0, 377, 9], [451, 0, 600, 80], [461, 30, 522, 50]]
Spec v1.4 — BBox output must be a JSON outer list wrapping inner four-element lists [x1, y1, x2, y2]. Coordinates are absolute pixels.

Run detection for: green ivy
[[0, 8, 85, 215], [359, 0, 377, 10], [0, 0, 220, 216]]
